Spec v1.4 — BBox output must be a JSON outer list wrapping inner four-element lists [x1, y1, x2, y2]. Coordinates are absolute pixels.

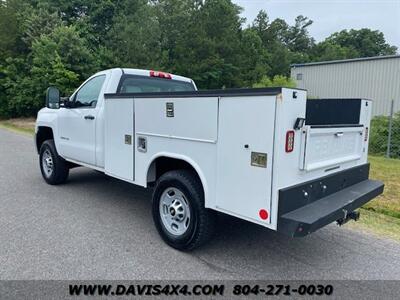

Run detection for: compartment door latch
[[166, 102, 174, 117]]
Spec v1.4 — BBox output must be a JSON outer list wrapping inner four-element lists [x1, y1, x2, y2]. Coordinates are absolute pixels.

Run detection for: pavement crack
[[192, 255, 245, 278]]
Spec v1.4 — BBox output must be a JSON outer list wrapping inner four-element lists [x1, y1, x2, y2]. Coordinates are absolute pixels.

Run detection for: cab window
[[118, 75, 195, 93], [74, 75, 106, 108]]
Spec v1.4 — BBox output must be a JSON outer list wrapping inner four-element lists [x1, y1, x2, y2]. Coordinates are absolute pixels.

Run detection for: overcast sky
[[232, 0, 400, 49]]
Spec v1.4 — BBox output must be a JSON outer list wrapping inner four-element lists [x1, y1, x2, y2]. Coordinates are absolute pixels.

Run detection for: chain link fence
[[369, 100, 400, 159]]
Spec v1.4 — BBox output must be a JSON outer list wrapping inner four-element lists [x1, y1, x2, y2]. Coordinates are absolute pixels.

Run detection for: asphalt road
[[1, 128, 400, 280]]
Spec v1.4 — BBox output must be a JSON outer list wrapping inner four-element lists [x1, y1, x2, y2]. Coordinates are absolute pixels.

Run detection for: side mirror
[[46, 87, 60, 109]]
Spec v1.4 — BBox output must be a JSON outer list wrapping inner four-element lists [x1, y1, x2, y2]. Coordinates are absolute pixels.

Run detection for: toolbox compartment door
[[216, 95, 276, 224], [104, 97, 135, 181]]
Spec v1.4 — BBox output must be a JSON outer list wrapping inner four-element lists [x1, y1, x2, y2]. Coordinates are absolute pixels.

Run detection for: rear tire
[[39, 140, 69, 185], [152, 170, 215, 251]]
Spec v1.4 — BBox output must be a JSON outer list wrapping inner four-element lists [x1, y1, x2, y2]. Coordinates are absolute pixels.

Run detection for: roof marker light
[[150, 70, 172, 79]]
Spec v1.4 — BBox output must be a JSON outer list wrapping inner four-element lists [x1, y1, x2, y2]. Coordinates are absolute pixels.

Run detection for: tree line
[[0, 0, 397, 117]]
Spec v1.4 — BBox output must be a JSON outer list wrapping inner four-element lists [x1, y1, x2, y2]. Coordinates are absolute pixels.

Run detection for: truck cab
[[35, 68, 197, 169]]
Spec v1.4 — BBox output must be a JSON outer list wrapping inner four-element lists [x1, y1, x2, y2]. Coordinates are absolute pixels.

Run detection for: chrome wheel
[[42, 149, 54, 178], [159, 187, 191, 236]]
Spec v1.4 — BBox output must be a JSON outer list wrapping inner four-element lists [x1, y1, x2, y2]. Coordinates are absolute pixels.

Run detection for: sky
[[232, 0, 400, 49]]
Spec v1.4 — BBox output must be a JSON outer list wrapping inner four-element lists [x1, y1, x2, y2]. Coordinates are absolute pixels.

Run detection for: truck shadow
[[64, 168, 393, 280]]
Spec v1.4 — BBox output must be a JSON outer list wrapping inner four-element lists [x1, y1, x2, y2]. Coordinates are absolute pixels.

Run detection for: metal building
[[291, 55, 400, 116]]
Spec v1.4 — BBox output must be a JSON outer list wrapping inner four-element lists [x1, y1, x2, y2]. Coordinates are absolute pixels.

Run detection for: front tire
[[39, 140, 69, 185], [152, 170, 215, 251]]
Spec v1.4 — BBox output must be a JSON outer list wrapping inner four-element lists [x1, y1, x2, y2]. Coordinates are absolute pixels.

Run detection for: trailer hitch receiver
[[336, 210, 360, 226]]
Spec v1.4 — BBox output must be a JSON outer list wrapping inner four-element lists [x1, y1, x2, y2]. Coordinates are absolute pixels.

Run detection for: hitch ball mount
[[336, 210, 360, 226]]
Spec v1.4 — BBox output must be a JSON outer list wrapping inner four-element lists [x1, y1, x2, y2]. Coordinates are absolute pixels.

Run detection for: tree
[[0, 57, 29, 117], [152, 0, 194, 70], [32, 25, 96, 80], [0, 25, 95, 117], [0, 1, 398, 118], [250, 13, 315, 76], [168, 0, 245, 89], [36, 0, 124, 47], [316, 29, 397, 59], [21, 5, 63, 48], [237, 29, 270, 87], [105, 2, 161, 69], [253, 75, 296, 88], [252, 10, 269, 41], [0, 0, 27, 59], [285, 15, 315, 53], [261, 17, 289, 45], [310, 41, 358, 62]]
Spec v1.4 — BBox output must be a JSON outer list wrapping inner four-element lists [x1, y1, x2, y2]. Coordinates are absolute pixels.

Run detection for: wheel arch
[[146, 153, 209, 202], [36, 126, 54, 153]]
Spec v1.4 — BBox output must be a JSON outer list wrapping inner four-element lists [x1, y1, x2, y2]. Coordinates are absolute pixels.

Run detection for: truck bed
[[103, 87, 382, 235]]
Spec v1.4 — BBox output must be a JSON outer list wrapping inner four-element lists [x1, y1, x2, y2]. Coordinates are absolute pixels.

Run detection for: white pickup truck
[[35, 68, 384, 250]]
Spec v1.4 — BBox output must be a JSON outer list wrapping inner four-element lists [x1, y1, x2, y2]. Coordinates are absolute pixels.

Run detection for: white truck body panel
[[101, 88, 373, 230], [56, 69, 116, 167], [215, 96, 276, 224], [36, 68, 381, 238], [104, 98, 135, 181], [57, 107, 98, 165], [300, 126, 364, 172], [104, 93, 283, 227], [135, 97, 218, 143]]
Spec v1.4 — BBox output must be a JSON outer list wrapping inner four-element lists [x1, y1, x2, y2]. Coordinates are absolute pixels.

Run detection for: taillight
[[150, 70, 172, 79], [285, 130, 295, 153], [364, 127, 369, 142]]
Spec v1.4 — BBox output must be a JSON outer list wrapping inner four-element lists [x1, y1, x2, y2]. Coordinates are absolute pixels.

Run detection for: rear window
[[118, 75, 195, 93]]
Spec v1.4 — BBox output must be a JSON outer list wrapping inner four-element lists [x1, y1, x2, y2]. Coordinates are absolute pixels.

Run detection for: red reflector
[[364, 127, 369, 142], [259, 209, 269, 220], [150, 70, 172, 79], [285, 130, 295, 153]]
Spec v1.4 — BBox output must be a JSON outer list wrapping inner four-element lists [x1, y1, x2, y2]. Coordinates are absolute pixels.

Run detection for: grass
[[364, 156, 400, 219], [0, 118, 35, 135], [348, 208, 400, 241], [1, 118, 400, 241], [348, 155, 400, 241]]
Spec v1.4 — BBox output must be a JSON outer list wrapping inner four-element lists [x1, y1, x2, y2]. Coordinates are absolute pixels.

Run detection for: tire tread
[[39, 140, 69, 185], [153, 169, 215, 250]]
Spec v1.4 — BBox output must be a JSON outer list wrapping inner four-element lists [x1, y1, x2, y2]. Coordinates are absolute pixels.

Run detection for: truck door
[[58, 75, 107, 166]]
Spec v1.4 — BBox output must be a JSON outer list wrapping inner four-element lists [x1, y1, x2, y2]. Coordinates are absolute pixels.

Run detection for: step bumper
[[277, 166, 384, 237]]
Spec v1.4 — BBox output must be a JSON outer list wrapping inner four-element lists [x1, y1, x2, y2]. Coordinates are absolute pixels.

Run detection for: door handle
[[84, 115, 95, 120], [335, 132, 344, 137]]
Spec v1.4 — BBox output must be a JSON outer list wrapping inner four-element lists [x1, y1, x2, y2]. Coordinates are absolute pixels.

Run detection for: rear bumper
[[277, 164, 384, 237]]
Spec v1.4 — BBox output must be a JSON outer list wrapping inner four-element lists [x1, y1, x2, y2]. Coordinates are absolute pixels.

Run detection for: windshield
[[118, 75, 195, 93]]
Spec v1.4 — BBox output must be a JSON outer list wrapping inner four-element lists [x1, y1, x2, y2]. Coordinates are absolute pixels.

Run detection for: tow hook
[[336, 210, 360, 226]]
